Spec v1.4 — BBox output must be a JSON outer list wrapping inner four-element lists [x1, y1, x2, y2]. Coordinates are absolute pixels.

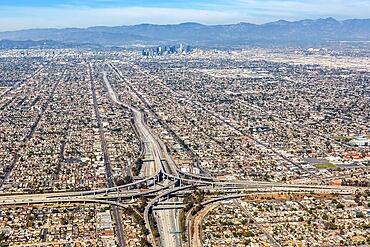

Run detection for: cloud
[[0, 0, 368, 31], [0, 6, 243, 31], [197, 0, 370, 21], [233, 0, 370, 18]]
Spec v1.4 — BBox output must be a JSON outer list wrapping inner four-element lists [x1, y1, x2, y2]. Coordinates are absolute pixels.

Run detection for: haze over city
[[0, 1, 369, 247], [0, 0, 370, 30]]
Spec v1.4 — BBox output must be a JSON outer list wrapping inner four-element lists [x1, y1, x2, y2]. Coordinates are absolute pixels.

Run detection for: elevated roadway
[[1, 63, 368, 247]]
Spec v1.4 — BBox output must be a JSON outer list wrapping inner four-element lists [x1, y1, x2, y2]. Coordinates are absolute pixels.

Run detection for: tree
[[324, 221, 337, 230], [243, 230, 254, 237], [139, 195, 147, 213], [140, 238, 150, 247], [152, 229, 159, 238], [322, 213, 329, 220], [0, 232, 8, 242], [336, 203, 345, 209], [356, 211, 365, 218], [26, 221, 34, 228]]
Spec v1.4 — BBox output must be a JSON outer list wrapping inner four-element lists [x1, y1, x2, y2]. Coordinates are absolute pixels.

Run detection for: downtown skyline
[[0, 1, 369, 247]]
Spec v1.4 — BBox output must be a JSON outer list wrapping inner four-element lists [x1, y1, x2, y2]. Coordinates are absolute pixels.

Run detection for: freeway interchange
[[0, 61, 368, 247]]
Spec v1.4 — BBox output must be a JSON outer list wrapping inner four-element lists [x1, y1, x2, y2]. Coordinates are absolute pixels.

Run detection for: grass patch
[[334, 136, 353, 142], [314, 163, 336, 169]]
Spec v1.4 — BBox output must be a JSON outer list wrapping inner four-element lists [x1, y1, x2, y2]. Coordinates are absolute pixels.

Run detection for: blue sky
[[0, 0, 369, 31]]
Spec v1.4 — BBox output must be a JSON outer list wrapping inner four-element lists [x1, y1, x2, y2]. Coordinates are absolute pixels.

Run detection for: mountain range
[[0, 17, 369, 47], [0, 39, 101, 49]]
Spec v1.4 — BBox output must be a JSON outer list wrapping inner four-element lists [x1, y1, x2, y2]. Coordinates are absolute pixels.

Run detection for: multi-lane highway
[[1, 62, 368, 247], [104, 63, 186, 246], [154, 198, 182, 247], [191, 203, 219, 247], [103, 70, 161, 177]]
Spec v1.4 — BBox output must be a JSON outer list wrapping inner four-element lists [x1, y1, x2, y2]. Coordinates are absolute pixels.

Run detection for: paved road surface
[[155, 199, 181, 247], [191, 203, 219, 247], [103, 70, 160, 177], [234, 199, 281, 247], [90, 65, 126, 247]]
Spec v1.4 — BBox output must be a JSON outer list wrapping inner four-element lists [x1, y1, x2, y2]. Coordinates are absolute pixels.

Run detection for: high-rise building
[[141, 44, 193, 56]]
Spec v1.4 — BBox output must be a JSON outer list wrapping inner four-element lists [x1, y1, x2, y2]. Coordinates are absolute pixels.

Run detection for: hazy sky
[[0, 0, 369, 31]]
